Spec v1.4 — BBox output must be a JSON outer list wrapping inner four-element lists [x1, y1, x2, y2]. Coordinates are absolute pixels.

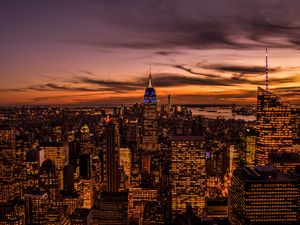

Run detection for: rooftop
[[235, 166, 297, 183], [269, 152, 300, 164], [99, 191, 128, 202], [171, 136, 205, 142], [70, 208, 91, 217]]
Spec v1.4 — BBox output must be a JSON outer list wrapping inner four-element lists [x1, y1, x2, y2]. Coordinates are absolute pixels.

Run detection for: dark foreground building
[[229, 166, 299, 225], [93, 191, 128, 225]]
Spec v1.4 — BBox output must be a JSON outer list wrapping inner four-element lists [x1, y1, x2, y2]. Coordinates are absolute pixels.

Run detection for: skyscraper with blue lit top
[[142, 72, 159, 154]]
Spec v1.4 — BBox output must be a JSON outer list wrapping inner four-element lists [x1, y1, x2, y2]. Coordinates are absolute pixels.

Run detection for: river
[[190, 107, 256, 122]]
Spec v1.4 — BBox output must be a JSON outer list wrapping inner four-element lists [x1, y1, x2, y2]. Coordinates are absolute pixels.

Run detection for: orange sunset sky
[[0, 1, 299, 106]]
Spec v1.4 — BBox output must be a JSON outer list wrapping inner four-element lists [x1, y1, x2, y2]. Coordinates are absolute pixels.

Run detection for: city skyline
[[0, 49, 299, 224], [1, 0, 300, 105]]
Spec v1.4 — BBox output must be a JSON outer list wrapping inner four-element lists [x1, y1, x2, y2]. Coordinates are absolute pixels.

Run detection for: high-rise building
[[143, 201, 165, 225], [0, 126, 16, 203], [125, 118, 139, 144], [128, 187, 158, 225], [291, 107, 300, 142], [80, 124, 92, 154], [206, 198, 228, 219], [0, 198, 25, 224], [39, 159, 59, 204], [63, 164, 76, 192], [92, 191, 128, 225], [245, 128, 256, 168], [15, 133, 32, 199], [256, 87, 293, 166], [46, 208, 69, 225], [171, 136, 206, 217], [142, 72, 159, 152], [229, 166, 299, 225], [119, 147, 131, 180], [229, 144, 239, 176], [61, 190, 82, 216], [70, 208, 92, 225], [103, 118, 120, 192], [269, 152, 300, 174], [256, 49, 293, 166], [288, 166, 300, 216], [25, 147, 44, 190], [81, 178, 94, 209], [52, 124, 63, 142], [79, 153, 92, 178], [24, 190, 49, 225], [119, 147, 131, 190], [41, 142, 69, 190]]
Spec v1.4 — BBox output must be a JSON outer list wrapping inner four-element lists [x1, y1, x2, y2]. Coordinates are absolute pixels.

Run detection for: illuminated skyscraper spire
[[265, 47, 269, 93], [144, 65, 156, 103], [148, 65, 152, 88]]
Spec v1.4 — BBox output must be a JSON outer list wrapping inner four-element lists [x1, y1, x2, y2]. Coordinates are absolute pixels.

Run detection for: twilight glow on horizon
[[0, 0, 299, 106]]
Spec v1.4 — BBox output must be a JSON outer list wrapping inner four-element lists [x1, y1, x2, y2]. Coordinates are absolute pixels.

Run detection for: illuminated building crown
[[144, 70, 157, 103], [80, 124, 90, 133]]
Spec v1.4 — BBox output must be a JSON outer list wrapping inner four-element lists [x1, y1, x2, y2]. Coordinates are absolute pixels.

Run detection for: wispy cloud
[[58, 0, 300, 51]]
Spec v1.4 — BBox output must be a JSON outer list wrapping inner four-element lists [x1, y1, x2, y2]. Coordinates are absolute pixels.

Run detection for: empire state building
[[142, 72, 159, 152]]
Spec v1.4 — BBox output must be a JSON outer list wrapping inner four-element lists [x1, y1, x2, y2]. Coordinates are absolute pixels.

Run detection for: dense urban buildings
[[0, 59, 299, 224]]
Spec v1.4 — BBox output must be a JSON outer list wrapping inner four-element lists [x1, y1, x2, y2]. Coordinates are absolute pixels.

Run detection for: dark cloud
[[27, 83, 108, 92], [4, 83, 117, 93], [30, 93, 96, 103], [80, 73, 253, 88], [0, 88, 28, 92], [1, 71, 298, 96], [78, 70, 97, 76], [149, 73, 237, 86], [206, 64, 278, 75], [273, 86, 300, 98], [172, 64, 219, 78], [274, 86, 300, 92], [174, 90, 257, 100], [79, 77, 143, 91], [155, 51, 180, 56], [56, 0, 300, 51]]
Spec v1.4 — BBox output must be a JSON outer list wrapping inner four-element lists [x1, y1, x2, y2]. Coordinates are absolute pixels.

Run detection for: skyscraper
[[39, 159, 59, 204], [256, 49, 293, 166], [245, 128, 257, 168], [24, 190, 49, 225], [229, 166, 299, 225], [229, 144, 239, 176], [128, 187, 158, 225], [41, 142, 69, 190], [143, 201, 165, 225], [61, 190, 82, 216], [171, 136, 206, 217], [70, 208, 92, 225], [0, 126, 16, 203], [142, 71, 159, 152], [269, 152, 300, 174], [103, 118, 119, 192], [256, 88, 293, 166], [0, 198, 25, 224], [93, 191, 128, 225], [119, 147, 132, 181], [80, 124, 92, 154]]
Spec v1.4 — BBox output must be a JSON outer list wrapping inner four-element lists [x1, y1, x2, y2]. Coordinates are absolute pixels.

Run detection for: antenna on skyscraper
[[265, 47, 269, 94], [148, 64, 152, 88]]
